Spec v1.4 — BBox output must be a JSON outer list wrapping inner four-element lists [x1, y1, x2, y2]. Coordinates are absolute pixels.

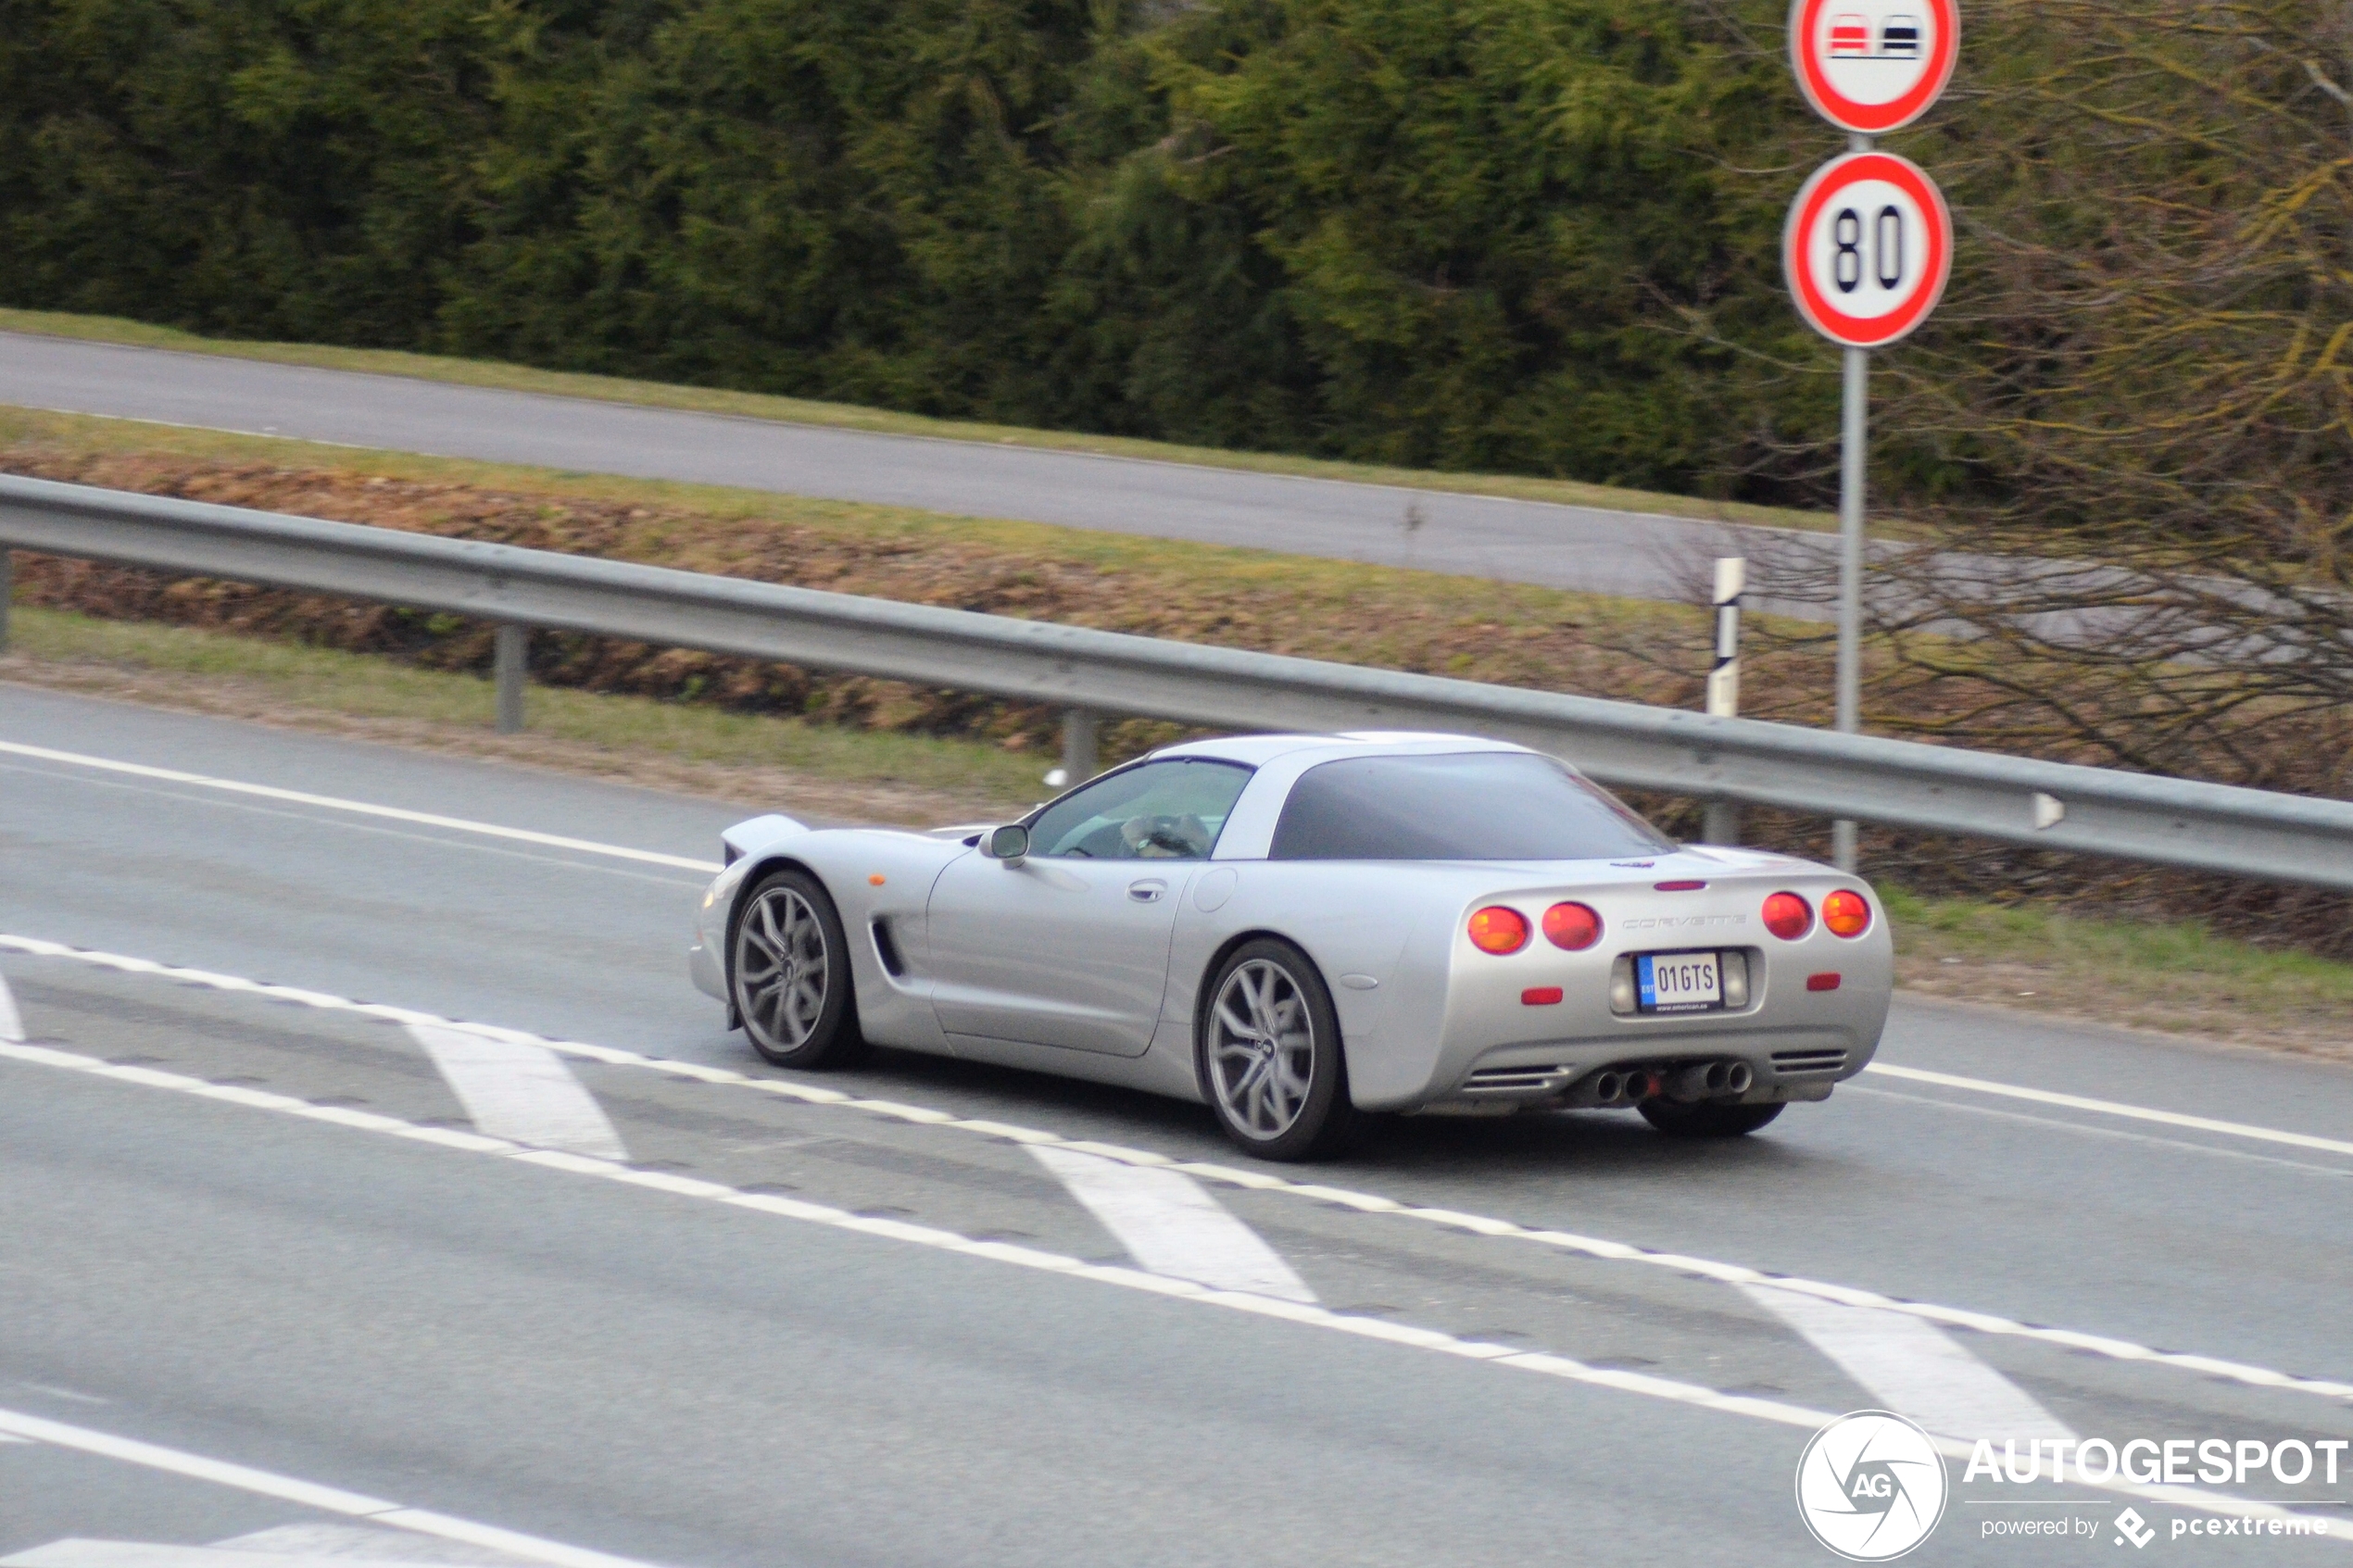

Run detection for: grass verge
[[0, 305, 1838, 534], [6, 606, 2347, 1064], [1883, 888, 2352, 1063]]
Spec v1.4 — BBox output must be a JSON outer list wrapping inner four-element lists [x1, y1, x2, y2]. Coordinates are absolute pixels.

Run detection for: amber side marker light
[[1467, 906, 1531, 955], [1542, 902, 1602, 951], [1823, 889, 1872, 938], [1761, 892, 1814, 941]]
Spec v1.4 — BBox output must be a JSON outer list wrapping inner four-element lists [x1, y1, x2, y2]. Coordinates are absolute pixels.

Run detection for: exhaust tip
[[1593, 1072, 1624, 1104], [1725, 1060, 1754, 1095]]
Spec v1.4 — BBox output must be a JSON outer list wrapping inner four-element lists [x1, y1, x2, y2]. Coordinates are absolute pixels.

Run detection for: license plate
[[1638, 951, 1722, 1014]]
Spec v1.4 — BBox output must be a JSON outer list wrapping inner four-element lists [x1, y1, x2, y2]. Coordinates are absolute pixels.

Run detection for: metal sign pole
[[1833, 342, 1867, 872]]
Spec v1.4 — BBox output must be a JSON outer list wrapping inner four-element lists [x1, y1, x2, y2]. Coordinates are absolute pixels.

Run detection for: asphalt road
[[5, 684, 2351, 1566], [0, 331, 1799, 605]]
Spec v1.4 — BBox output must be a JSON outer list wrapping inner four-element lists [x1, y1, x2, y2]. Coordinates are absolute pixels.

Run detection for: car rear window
[[1267, 752, 1673, 861]]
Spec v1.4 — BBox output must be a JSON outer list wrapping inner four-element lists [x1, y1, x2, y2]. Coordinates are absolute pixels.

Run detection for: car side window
[[1027, 760, 1253, 860]]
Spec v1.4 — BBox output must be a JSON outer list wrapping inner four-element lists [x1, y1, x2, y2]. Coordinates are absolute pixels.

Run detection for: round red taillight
[[1823, 889, 1872, 938], [1761, 891, 1814, 941], [1466, 906, 1531, 955], [1542, 901, 1602, 951]]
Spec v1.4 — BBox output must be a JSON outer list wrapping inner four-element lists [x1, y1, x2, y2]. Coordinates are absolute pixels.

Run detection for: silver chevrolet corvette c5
[[689, 732, 1893, 1160]]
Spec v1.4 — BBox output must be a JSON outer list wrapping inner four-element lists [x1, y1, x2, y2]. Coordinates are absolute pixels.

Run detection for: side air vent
[[1464, 1064, 1574, 1094], [871, 920, 908, 978], [1771, 1048, 1846, 1075]]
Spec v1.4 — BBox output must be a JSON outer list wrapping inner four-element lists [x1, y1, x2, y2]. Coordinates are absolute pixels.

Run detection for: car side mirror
[[986, 823, 1030, 865]]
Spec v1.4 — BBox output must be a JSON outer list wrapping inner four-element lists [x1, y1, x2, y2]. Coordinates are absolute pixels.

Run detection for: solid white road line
[[209, 1521, 533, 1562], [407, 1023, 628, 1162], [0, 970, 22, 1043], [2, 1035, 2336, 1537], [6, 934, 2350, 1410], [1, 1543, 459, 1567], [0, 1407, 662, 1568], [1865, 1062, 2353, 1160], [1743, 1285, 2074, 1445], [0, 742, 720, 874], [1031, 1146, 1316, 1302], [212, 1521, 533, 1562]]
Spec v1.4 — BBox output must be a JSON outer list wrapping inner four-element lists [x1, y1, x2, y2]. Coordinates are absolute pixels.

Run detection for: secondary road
[[0, 331, 1788, 605], [4, 684, 2350, 1564]]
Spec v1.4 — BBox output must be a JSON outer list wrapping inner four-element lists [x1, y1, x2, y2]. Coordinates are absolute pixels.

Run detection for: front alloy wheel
[[1202, 939, 1360, 1160], [731, 869, 862, 1068]]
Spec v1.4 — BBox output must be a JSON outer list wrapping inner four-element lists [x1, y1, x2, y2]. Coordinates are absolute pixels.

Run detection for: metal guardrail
[[3, 472, 2350, 891]]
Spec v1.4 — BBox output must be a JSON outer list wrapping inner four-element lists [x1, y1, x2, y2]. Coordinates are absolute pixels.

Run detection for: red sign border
[[1788, 0, 1959, 133], [1782, 151, 1952, 348]]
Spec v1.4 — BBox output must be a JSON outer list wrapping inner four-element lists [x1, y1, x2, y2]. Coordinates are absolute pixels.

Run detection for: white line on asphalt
[[0, 1406, 662, 1568], [1, 1034, 2333, 1537], [1743, 1284, 2074, 1445], [0, 970, 22, 1043], [3, 1540, 453, 1566], [6, 932, 2351, 1410], [1865, 1062, 2353, 1160], [1030, 1146, 1316, 1302], [408, 1023, 628, 1162], [0, 743, 720, 874], [1849, 1085, 2353, 1179], [217, 1519, 541, 1562]]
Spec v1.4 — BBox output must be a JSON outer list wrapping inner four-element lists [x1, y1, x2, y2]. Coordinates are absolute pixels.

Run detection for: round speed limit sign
[[1782, 151, 1951, 347]]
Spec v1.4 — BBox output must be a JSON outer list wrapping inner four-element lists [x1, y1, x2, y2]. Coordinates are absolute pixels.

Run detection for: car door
[[924, 759, 1252, 1056]]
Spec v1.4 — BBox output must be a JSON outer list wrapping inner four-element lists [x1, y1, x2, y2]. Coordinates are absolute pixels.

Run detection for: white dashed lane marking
[[406, 1023, 628, 1162], [5, 933, 2351, 1411], [2, 1034, 2339, 1537], [1031, 1146, 1316, 1303], [1743, 1284, 2074, 1445]]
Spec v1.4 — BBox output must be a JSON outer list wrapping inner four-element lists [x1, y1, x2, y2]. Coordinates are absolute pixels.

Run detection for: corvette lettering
[[1620, 914, 1748, 930]]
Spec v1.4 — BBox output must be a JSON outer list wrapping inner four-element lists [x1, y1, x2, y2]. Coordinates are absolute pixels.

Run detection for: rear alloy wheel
[[1201, 938, 1361, 1160], [1638, 1099, 1784, 1138], [731, 869, 864, 1069]]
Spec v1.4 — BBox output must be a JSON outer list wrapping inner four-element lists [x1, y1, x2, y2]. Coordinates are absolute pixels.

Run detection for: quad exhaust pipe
[[1578, 1060, 1752, 1108]]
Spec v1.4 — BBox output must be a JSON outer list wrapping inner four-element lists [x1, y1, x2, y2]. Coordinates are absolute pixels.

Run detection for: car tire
[[730, 868, 866, 1069], [1199, 938, 1362, 1161], [1638, 1098, 1785, 1138]]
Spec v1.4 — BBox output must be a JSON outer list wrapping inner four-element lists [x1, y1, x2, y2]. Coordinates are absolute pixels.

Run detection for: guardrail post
[[0, 549, 11, 656], [494, 623, 527, 734], [1702, 557, 1744, 845], [1062, 708, 1099, 786]]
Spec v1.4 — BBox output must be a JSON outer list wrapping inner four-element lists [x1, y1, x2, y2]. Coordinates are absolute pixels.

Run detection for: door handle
[[1127, 880, 1166, 903]]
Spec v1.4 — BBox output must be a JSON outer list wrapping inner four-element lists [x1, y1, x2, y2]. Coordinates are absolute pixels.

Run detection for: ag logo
[[1795, 1411, 1948, 1560]]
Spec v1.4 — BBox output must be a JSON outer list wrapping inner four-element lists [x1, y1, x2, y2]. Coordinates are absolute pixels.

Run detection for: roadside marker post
[[1703, 557, 1745, 846], [1784, 0, 1957, 870]]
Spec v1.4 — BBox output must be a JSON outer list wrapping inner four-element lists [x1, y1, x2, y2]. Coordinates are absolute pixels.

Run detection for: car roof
[[1149, 732, 1535, 767]]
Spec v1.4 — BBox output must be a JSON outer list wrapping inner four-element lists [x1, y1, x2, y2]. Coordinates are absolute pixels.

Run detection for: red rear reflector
[[1762, 891, 1814, 940], [1806, 972, 1842, 992], [1823, 888, 1872, 938], [1541, 901, 1602, 951], [1653, 880, 1706, 891], [1521, 986, 1565, 1006], [1467, 906, 1530, 955]]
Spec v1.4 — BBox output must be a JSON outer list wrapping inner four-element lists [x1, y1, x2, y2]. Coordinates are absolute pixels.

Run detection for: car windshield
[[1028, 758, 1253, 860], [1268, 751, 1673, 860]]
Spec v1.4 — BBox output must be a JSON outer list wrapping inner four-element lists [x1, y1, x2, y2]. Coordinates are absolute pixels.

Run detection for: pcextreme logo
[[1796, 1411, 1950, 1561]]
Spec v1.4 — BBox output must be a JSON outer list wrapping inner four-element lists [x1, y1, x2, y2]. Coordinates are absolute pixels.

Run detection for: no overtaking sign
[[1788, 0, 1959, 133]]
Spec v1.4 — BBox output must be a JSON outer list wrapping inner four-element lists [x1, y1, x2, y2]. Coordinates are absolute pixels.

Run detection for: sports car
[[688, 732, 1893, 1160]]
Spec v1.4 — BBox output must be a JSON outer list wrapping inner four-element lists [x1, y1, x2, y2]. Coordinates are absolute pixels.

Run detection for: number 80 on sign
[[1782, 150, 1951, 347]]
